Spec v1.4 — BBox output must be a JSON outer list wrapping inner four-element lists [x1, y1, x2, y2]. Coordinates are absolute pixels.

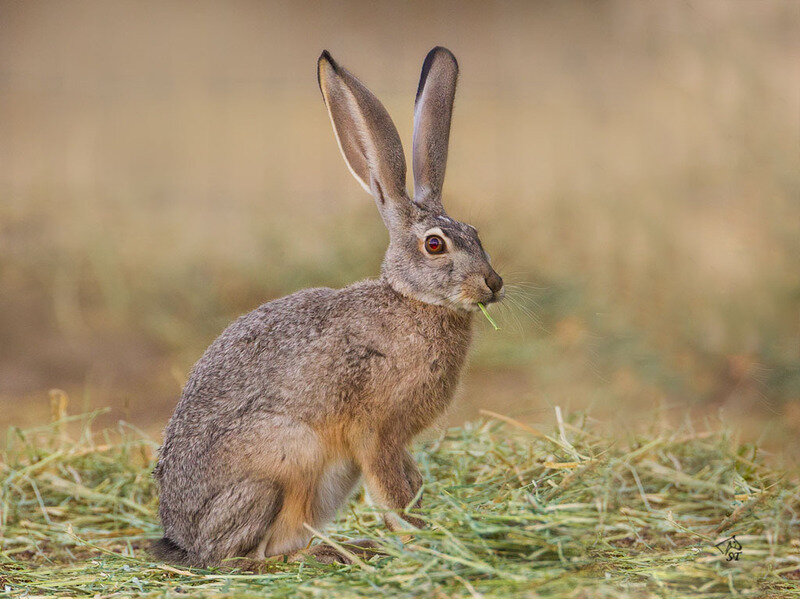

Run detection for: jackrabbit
[[152, 46, 504, 568]]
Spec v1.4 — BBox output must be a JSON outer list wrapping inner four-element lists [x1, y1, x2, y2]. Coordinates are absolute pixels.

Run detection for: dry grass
[[1, 402, 799, 598]]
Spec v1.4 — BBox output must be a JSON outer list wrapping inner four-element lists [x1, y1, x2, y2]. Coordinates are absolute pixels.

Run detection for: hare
[[151, 46, 504, 568]]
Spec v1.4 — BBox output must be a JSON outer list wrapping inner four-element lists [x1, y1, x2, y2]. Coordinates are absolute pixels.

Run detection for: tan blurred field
[[1, 1, 799, 460]]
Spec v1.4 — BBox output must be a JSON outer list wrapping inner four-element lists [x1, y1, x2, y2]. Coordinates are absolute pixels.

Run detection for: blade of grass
[[477, 302, 499, 330]]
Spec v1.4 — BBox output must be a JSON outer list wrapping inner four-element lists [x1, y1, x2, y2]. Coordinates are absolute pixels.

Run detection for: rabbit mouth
[[473, 289, 505, 309], [450, 288, 505, 312], [455, 276, 505, 310]]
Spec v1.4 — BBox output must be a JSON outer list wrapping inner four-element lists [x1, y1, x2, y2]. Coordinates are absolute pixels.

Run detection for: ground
[[2, 407, 798, 598]]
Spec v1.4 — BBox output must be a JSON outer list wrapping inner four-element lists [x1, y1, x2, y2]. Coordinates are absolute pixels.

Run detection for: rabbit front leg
[[358, 444, 426, 530], [402, 450, 423, 508]]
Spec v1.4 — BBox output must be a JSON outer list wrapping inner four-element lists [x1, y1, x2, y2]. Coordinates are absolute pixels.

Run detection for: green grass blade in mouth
[[478, 302, 500, 330]]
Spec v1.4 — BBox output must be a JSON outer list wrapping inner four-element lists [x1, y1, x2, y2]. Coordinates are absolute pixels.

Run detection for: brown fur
[[152, 47, 503, 568]]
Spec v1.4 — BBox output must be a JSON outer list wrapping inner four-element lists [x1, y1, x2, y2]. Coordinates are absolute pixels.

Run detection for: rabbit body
[[154, 280, 470, 565], [153, 47, 503, 567]]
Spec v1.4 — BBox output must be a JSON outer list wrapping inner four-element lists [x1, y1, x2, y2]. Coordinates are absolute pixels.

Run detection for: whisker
[[497, 301, 528, 336], [502, 291, 550, 335]]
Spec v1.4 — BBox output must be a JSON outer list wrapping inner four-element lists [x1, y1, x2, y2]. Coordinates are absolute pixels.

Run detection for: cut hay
[[1, 405, 799, 598]]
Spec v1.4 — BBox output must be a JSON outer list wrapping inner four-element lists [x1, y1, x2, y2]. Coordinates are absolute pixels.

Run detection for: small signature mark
[[714, 535, 743, 561]]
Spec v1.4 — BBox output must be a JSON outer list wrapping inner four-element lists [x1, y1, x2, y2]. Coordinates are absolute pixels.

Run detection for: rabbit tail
[[150, 537, 204, 567]]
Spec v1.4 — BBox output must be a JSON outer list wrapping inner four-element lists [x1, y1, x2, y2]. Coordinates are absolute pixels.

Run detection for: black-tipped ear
[[317, 50, 410, 230], [412, 46, 459, 211]]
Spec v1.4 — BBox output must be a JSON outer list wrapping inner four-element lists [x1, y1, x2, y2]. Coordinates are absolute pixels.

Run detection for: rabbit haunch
[[152, 47, 503, 568]]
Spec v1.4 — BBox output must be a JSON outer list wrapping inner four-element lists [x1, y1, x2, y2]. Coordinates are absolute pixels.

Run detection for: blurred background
[[1, 1, 799, 460]]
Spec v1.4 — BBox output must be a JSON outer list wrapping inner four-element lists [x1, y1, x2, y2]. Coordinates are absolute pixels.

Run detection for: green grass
[[2, 406, 799, 598], [477, 303, 500, 331]]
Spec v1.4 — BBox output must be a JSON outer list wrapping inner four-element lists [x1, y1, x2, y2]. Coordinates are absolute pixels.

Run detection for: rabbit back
[[160, 279, 470, 432]]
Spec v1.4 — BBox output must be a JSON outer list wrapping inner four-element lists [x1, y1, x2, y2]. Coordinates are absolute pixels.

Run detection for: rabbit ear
[[412, 47, 458, 212], [318, 51, 410, 229]]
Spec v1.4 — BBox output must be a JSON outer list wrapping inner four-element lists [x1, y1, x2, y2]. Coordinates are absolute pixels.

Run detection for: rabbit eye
[[424, 235, 446, 254]]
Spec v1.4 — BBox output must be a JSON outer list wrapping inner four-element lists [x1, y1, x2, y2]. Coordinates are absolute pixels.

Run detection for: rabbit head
[[318, 47, 504, 312]]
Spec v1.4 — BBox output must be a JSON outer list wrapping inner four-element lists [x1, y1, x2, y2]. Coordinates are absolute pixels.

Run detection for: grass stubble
[[0, 397, 798, 599]]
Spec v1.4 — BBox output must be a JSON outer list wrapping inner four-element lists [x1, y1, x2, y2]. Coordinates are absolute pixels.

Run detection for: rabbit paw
[[303, 543, 353, 565]]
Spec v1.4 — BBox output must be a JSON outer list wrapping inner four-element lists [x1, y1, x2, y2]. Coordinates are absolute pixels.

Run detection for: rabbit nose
[[485, 271, 504, 294]]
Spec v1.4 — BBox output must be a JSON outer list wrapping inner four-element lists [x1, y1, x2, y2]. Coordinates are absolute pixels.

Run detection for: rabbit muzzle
[[484, 270, 504, 302]]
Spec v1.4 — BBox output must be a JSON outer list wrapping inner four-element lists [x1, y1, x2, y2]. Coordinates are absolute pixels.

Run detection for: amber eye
[[424, 235, 446, 254]]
